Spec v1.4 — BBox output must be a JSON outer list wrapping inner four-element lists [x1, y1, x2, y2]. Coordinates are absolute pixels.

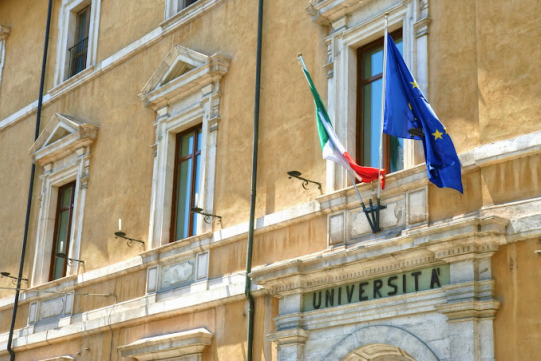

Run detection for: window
[[170, 125, 202, 242], [30, 114, 98, 286], [140, 45, 230, 248], [54, 0, 101, 86], [357, 30, 404, 174], [305, 0, 430, 192], [68, 6, 90, 77], [49, 182, 76, 281]]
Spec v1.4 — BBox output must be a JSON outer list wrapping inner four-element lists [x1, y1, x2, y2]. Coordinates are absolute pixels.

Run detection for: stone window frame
[[0, 25, 10, 97], [356, 28, 405, 174], [162, 0, 226, 29], [165, 0, 200, 19], [140, 45, 230, 249], [306, 0, 431, 193], [53, 0, 101, 86], [29, 114, 98, 287]]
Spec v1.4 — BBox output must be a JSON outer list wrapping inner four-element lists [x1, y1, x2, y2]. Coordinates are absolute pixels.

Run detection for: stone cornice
[[267, 328, 309, 347], [0, 273, 250, 355], [118, 328, 213, 360], [29, 114, 99, 166], [139, 45, 230, 111], [250, 216, 508, 296], [435, 300, 500, 322], [305, 0, 409, 27]]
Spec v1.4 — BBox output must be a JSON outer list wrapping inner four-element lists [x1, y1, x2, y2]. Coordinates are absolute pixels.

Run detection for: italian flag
[[301, 66, 385, 188]]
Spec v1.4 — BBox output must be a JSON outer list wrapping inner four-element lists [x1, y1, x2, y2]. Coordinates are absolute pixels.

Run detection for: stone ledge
[[250, 215, 507, 296], [435, 300, 500, 322], [268, 328, 309, 347], [118, 328, 213, 361]]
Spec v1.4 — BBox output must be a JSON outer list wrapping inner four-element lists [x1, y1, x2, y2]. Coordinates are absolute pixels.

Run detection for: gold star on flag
[[432, 129, 443, 140], [408, 103, 412, 110], [410, 81, 419, 89]]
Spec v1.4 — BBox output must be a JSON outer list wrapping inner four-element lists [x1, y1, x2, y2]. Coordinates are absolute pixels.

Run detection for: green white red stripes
[[302, 66, 385, 186]]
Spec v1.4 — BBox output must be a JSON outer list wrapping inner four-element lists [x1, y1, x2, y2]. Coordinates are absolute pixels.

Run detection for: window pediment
[[118, 328, 213, 361], [139, 45, 230, 110], [29, 113, 98, 166], [305, 0, 373, 25]]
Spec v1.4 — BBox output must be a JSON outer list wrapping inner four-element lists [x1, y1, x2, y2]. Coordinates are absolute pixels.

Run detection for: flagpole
[[377, 13, 389, 200], [298, 53, 307, 71]]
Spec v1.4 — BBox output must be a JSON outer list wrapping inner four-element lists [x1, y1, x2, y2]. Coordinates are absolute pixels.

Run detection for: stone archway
[[342, 343, 416, 361], [324, 325, 439, 361]]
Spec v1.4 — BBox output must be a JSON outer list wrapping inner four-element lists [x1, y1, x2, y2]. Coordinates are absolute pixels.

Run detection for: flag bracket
[[361, 199, 386, 233]]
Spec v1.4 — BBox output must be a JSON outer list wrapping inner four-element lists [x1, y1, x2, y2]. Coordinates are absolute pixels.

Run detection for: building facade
[[0, 0, 540, 360]]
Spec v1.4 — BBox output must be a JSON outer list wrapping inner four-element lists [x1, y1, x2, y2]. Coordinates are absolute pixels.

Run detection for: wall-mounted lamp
[[287, 171, 321, 190], [192, 207, 222, 224], [0, 272, 28, 285], [114, 231, 145, 248], [55, 253, 85, 266], [114, 218, 145, 247], [408, 127, 425, 138]]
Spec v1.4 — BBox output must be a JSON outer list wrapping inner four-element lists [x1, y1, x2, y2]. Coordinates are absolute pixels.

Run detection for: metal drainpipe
[[6, 0, 54, 359], [245, 0, 264, 360]]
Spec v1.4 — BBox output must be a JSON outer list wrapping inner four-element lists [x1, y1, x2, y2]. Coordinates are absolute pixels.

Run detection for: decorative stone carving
[[161, 259, 195, 290], [40, 297, 65, 320], [328, 212, 345, 245], [268, 328, 309, 361], [324, 325, 439, 361], [139, 45, 230, 111], [350, 198, 404, 239]]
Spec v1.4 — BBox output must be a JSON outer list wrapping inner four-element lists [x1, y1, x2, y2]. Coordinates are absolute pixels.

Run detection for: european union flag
[[383, 33, 463, 193]]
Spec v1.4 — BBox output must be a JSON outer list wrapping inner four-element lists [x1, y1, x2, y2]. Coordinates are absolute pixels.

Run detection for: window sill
[[160, 0, 226, 31], [49, 66, 95, 97]]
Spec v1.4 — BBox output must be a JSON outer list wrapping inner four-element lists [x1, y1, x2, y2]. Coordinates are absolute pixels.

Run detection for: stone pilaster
[[430, 230, 504, 361]]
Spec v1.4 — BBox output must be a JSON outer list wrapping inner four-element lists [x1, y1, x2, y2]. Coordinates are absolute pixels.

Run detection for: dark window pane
[[197, 128, 202, 152], [76, 11, 88, 42], [61, 186, 72, 209], [192, 154, 201, 235], [390, 136, 404, 173], [51, 209, 70, 280], [363, 46, 383, 79], [360, 36, 404, 172], [179, 132, 194, 158], [175, 159, 193, 241], [56, 210, 70, 252], [362, 79, 382, 168], [52, 257, 65, 280]]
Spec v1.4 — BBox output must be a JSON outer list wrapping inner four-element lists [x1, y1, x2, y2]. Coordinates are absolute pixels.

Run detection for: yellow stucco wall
[[1, 0, 541, 359], [429, 0, 480, 155], [492, 238, 541, 360], [0, 118, 39, 300], [96, 0, 163, 64], [0, 0, 52, 119]]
